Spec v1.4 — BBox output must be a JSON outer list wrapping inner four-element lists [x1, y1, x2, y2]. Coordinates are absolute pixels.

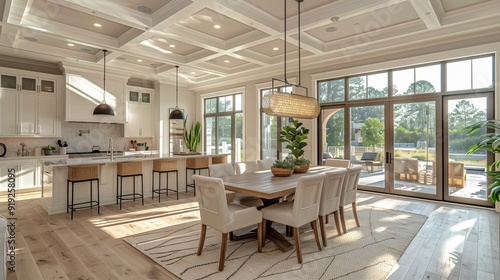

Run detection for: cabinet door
[[38, 95, 57, 136], [18, 94, 37, 134], [0, 163, 18, 190], [141, 103, 153, 137], [125, 101, 141, 137], [20, 75, 38, 93], [0, 74, 17, 90], [40, 79, 56, 93], [18, 162, 38, 189], [0, 91, 18, 135]]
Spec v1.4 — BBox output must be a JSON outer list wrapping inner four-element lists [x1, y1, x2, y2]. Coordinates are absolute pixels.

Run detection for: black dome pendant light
[[93, 49, 115, 116], [169, 65, 185, 120]]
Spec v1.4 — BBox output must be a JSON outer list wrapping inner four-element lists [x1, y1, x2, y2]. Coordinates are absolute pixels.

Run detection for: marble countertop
[[0, 154, 69, 161]]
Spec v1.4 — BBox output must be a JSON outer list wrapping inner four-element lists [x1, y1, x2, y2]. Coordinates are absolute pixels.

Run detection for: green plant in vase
[[271, 157, 296, 177], [42, 145, 56, 155], [184, 116, 201, 153], [279, 119, 311, 173]]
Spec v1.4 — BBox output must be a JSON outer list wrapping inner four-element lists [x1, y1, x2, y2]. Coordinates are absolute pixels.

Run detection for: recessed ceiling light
[[137, 59, 143, 62], [224, 60, 229, 63], [213, 24, 221, 29], [191, 72, 196, 74], [24, 37, 37, 42], [273, 47, 279, 51], [325, 27, 337, 33], [169, 44, 175, 48], [158, 38, 167, 43], [137, 6, 152, 14], [67, 43, 75, 46], [425, 11, 431, 16], [93, 23, 102, 28], [330, 16, 340, 22]]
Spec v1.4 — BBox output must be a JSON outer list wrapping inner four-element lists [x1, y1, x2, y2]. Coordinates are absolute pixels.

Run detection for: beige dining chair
[[318, 169, 347, 247], [339, 166, 362, 234], [257, 158, 275, 170], [261, 173, 325, 263], [234, 161, 259, 175], [193, 175, 263, 271], [208, 163, 262, 207], [325, 158, 351, 168]]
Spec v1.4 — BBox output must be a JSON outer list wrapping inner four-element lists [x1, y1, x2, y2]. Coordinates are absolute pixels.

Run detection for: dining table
[[222, 165, 337, 252]]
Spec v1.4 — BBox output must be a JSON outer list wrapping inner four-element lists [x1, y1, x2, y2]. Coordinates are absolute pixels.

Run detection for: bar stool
[[66, 165, 100, 220], [116, 162, 144, 209], [211, 155, 228, 164], [152, 159, 179, 201], [185, 157, 209, 196]]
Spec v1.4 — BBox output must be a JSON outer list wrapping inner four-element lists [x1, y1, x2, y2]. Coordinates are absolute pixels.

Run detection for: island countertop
[[42, 153, 229, 167]]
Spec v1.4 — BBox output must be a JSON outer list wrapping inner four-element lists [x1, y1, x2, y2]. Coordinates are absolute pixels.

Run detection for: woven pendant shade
[[262, 90, 320, 119]]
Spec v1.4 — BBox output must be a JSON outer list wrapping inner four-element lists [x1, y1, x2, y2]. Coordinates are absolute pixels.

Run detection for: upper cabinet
[[0, 68, 62, 137], [65, 73, 126, 123], [124, 87, 154, 137]]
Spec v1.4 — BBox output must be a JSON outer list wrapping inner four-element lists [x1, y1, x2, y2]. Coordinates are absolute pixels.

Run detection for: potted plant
[[271, 157, 296, 177], [279, 119, 311, 173], [184, 116, 201, 154], [42, 145, 56, 155], [465, 120, 500, 211]]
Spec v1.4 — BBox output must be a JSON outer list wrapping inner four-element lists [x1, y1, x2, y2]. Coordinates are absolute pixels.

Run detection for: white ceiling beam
[[409, 0, 442, 29]]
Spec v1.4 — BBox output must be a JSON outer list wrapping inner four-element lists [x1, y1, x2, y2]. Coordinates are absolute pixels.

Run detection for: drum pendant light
[[262, 0, 320, 119], [93, 49, 115, 116], [169, 66, 185, 120]]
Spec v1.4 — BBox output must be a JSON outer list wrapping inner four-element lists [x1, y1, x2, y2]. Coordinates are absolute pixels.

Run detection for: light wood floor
[[1, 189, 498, 280]]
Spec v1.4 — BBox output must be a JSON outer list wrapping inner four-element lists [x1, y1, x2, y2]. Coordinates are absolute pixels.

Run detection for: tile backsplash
[[0, 122, 152, 157]]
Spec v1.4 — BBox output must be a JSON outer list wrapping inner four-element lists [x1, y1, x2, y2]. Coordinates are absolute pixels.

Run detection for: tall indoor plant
[[465, 120, 500, 207], [184, 117, 201, 153], [279, 119, 311, 173]]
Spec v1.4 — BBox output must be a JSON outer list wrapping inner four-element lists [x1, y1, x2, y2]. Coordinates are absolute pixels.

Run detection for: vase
[[294, 165, 309, 173], [59, 147, 67, 155], [44, 150, 53, 155], [271, 167, 294, 177]]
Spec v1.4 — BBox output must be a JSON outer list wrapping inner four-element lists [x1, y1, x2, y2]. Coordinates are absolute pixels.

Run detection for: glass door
[[443, 93, 493, 206]]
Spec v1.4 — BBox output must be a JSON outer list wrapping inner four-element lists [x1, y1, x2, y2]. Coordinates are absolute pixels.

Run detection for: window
[[393, 64, 441, 95], [203, 93, 243, 162], [318, 79, 344, 103], [447, 56, 493, 91], [348, 72, 388, 100]]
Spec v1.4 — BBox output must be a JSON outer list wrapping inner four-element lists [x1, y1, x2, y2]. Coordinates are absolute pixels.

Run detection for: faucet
[[107, 138, 114, 161]]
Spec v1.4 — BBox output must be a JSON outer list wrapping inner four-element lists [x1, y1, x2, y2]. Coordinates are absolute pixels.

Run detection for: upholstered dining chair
[[318, 169, 347, 247], [261, 173, 325, 263], [208, 163, 262, 207], [234, 161, 259, 175], [257, 158, 275, 170], [339, 166, 362, 234], [193, 175, 263, 271], [325, 158, 350, 168]]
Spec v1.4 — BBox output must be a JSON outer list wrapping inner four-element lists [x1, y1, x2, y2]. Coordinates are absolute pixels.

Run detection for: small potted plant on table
[[271, 157, 296, 177], [279, 119, 311, 173], [42, 145, 56, 155]]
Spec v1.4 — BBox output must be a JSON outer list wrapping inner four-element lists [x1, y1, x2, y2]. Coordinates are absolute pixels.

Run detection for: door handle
[[386, 152, 392, 164]]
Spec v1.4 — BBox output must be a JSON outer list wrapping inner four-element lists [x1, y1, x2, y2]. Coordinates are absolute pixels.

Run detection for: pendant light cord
[[175, 65, 179, 108], [103, 49, 107, 103], [284, 0, 287, 83], [297, 0, 301, 86]]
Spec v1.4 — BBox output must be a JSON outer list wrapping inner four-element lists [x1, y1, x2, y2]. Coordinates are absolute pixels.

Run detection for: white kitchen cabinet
[[0, 91, 17, 135], [0, 73, 56, 93], [18, 94, 37, 134], [38, 95, 57, 136], [65, 74, 126, 123], [124, 87, 154, 137], [0, 159, 38, 190]]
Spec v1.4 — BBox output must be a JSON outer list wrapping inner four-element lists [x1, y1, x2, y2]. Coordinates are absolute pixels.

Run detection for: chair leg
[[197, 224, 206, 256], [261, 219, 267, 248], [339, 206, 347, 234], [293, 227, 302, 264], [325, 215, 329, 224], [257, 222, 263, 253], [319, 215, 327, 247], [333, 211, 342, 236], [219, 233, 228, 271], [311, 220, 322, 251], [352, 202, 360, 227]]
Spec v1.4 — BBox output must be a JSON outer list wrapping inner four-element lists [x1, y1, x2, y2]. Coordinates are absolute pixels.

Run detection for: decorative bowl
[[271, 167, 294, 177]]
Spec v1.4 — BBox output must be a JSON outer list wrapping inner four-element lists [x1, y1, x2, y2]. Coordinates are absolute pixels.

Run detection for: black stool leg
[[71, 182, 75, 220], [133, 175, 136, 201], [158, 171, 162, 203], [97, 179, 100, 214], [116, 175, 119, 204], [90, 180, 93, 209], [141, 174, 144, 205], [67, 180, 69, 213], [152, 170, 155, 201], [175, 171, 179, 200], [119, 176, 123, 210]]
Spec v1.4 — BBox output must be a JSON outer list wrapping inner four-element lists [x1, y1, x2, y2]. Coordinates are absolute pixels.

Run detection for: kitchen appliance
[[0, 143, 6, 157]]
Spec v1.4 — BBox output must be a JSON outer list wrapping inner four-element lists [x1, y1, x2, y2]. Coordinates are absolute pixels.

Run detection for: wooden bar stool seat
[[116, 162, 144, 209], [185, 157, 209, 196], [152, 159, 179, 201], [66, 165, 100, 220]]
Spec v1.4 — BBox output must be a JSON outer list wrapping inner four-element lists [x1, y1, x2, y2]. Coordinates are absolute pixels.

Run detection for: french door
[[320, 92, 494, 206]]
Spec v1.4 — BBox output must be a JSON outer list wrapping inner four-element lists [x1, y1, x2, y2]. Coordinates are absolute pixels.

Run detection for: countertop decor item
[[93, 49, 115, 116], [42, 145, 56, 155], [261, 0, 320, 119], [184, 116, 201, 152], [169, 66, 184, 120], [270, 157, 295, 177]]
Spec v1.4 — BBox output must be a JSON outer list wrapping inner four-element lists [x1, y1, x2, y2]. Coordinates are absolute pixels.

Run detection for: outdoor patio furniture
[[354, 152, 383, 173], [393, 158, 419, 182], [448, 161, 466, 187]]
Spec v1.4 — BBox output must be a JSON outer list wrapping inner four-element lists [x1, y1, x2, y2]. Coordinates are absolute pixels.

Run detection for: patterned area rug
[[124, 206, 426, 280]]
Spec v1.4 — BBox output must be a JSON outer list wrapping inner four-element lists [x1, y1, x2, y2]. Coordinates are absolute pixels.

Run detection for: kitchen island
[[41, 153, 228, 215]]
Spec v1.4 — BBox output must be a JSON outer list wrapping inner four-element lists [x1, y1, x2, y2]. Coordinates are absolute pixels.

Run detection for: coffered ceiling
[[0, 0, 499, 89]]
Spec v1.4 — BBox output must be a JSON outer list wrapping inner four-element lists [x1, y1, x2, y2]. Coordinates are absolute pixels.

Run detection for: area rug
[[124, 206, 426, 280]]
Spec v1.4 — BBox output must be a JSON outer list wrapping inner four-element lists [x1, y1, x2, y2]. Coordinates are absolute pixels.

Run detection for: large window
[[204, 93, 243, 162]]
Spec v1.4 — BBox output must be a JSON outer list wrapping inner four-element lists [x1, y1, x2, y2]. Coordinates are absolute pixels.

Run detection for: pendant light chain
[[297, 0, 301, 87], [103, 49, 107, 103], [175, 65, 179, 107], [284, 0, 287, 84]]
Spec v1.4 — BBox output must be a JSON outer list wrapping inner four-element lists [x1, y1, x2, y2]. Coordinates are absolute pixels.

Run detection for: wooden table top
[[223, 166, 337, 200]]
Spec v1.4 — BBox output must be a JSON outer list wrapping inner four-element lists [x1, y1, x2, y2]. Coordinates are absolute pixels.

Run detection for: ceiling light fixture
[[273, 47, 279, 51], [169, 66, 185, 120], [137, 59, 143, 62], [325, 26, 337, 32], [93, 49, 115, 116], [262, 0, 320, 119], [213, 24, 221, 29], [224, 60, 229, 63], [169, 44, 175, 48], [67, 43, 75, 46], [93, 23, 102, 28]]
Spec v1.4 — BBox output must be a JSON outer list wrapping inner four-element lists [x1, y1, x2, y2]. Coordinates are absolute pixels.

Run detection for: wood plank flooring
[[1, 189, 498, 280]]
